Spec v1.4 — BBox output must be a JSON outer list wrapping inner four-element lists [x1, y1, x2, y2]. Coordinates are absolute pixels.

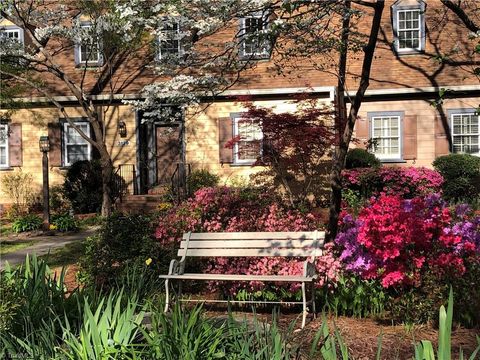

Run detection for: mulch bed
[[51, 267, 480, 359]]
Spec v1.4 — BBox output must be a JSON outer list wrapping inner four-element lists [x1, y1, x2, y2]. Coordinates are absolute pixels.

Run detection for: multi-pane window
[[0, 26, 24, 52], [0, 124, 8, 167], [371, 116, 401, 159], [77, 23, 101, 65], [240, 15, 270, 58], [63, 122, 91, 166], [159, 22, 182, 59], [397, 9, 421, 50], [234, 118, 263, 163], [451, 113, 479, 155]]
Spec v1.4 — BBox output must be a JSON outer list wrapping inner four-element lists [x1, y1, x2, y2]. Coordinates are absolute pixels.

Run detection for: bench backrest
[[178, 231, 325, 258]]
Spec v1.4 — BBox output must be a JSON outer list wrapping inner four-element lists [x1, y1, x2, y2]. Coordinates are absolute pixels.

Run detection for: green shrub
[[187, 169, 220, 195], [79, 213, 168, 289], [433, 154, 480, 202], [11, 214, 42, 233], [51, 213, 78, 232], [345, 148, 381, 169], [49, 185, 71, 213], [63, 160, 121, 214]]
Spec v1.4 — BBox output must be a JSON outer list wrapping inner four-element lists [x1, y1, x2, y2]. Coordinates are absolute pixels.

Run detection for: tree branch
[[441, 0, 480, 33]]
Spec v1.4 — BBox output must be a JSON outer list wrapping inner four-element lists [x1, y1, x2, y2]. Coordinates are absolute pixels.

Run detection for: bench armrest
[[303, 260, 316, 278], [168, 259, 185, 275]]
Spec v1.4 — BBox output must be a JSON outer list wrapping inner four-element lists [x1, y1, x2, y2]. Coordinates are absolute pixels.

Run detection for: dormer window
[[158, 21, 182, 60], [74, 21, 102, 66], [239, 13, 271, 60], [0, 25, 24, 52], [392, 0, 425, 54]]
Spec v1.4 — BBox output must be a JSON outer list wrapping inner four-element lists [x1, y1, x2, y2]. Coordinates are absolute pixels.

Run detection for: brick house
[[0, 0, 479, 208]]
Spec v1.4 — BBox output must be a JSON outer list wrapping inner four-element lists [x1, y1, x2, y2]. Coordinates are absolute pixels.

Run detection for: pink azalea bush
[[336, 193, 480, 288], [156, 186, 340, 297], [342, 166, 444, 199]]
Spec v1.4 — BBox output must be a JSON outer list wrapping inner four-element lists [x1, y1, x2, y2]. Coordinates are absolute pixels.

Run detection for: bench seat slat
[[159, 273, 315, 282], [179, 239, 323, 249], [183, 231, 325, 240], [177, 248, 322, 257]]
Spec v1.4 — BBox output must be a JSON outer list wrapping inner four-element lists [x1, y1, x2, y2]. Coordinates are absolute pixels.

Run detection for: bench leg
[[164, 279, 170, 313], [301, 281, 307, 329], [311, 282, 317, 319]]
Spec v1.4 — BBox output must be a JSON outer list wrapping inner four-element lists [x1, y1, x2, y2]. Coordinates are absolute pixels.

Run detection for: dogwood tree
[[0, 0, 272, 215]]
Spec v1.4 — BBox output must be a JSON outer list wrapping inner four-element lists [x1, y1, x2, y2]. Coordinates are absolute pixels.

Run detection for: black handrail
[[113, 164, 137, 203], [170, 162, 190, 203]]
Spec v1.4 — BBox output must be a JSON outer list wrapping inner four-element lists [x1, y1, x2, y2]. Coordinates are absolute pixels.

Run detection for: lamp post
[[39, 136, 50, 231]]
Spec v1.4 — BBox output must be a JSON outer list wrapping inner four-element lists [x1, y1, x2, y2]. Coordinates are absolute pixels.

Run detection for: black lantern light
[[39, 136, 50, 152], [118, 121, 127, 138]]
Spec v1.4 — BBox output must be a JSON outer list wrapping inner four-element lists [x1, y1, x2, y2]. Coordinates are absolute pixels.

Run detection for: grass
[[0, 222, 14, 237], [0, 240, 38, 255], [38, 240, 86, 268]]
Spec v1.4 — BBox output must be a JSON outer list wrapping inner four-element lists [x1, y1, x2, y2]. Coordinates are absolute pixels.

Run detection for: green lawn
[[38, 240, 86, 268], [0, 240, 38, 255]]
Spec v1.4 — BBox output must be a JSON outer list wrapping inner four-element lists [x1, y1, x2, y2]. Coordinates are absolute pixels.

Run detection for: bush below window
[[186, 169, 219, 196], [433, 154, 480, 203], [345, 148, 381, 169]]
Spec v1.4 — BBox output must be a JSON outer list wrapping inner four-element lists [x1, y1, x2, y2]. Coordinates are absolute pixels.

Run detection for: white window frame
[[0, 124, 9, 168], [63, 122, 92, 167], [158, 20, 183, 60], [0, 25, 24, 52], [239, 13, 270, 59], [392, 1, 425, 54], [370, 115, 402, 160], [233, 117, 263, 164], [75, 22, 102, 66], [451, 113, 480, 156]]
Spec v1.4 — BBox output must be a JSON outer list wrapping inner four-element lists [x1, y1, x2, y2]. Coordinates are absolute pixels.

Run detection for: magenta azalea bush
[[335, 193, 480, 288], [342, 166, 444, 199], [155, 186, 339, 297]]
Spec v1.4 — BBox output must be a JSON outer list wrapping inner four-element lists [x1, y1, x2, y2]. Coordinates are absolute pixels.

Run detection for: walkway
[[0, 227, 97, 269]]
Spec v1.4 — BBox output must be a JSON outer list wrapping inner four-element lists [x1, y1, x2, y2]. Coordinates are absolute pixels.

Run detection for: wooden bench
[[159, 230, 325, 328]]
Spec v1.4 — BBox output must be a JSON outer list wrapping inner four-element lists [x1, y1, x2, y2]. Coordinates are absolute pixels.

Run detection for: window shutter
[[435, 116, 450, 158], [8, 123, 22, 167], [218, 117, 233, 164], [355, 118, 369, 149], [403, 115, 417, 160], [48, 122, 62, 167]]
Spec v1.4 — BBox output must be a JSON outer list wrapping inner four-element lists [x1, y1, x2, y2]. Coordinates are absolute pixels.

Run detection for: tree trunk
[[326, 0, 385, 242], [100, 154, 114, 217]]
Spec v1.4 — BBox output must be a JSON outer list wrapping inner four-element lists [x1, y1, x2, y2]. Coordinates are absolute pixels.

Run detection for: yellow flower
[[145, 258, 152, 266], [49, 224, 57, 230]]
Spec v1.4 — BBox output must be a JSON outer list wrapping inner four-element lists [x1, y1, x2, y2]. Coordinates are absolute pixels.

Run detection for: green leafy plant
[[49, 185, 71, 213], [433, 154, 480, 203], [60, 291, 145, 360], [187, 169, 220, 196], [414, 288, 480, 360], [51, 213, 78, 232], [345, 148, 381, 169], [11, 214, 42, 233]]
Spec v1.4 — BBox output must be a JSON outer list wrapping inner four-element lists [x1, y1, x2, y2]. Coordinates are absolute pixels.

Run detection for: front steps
[[116, 194, 164, 214]]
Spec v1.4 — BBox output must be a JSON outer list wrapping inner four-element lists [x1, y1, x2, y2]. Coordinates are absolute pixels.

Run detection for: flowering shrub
[[342, 167, 444, 200], [336, 193, 479, 288], [155, 186, 339, 298]]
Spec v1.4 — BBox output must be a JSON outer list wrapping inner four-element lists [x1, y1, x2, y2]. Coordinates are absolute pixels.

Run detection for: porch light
[[118, 121, 127, 138], [39, 136, 50, 152]]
